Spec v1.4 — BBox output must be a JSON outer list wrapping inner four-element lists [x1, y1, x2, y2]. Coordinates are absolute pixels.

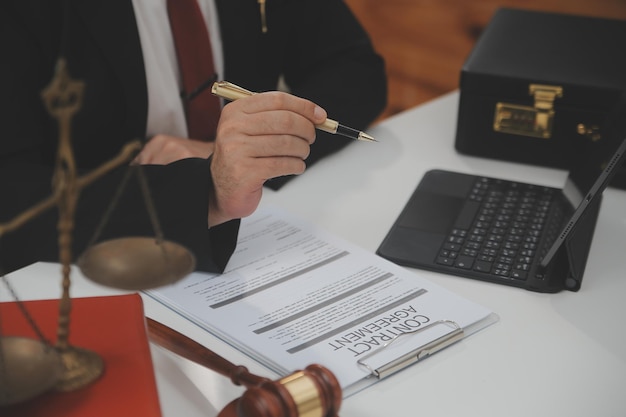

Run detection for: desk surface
[[3, 92, 626, 417]]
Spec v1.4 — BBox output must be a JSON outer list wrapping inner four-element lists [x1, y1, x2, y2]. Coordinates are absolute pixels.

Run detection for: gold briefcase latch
[[494, 84, 563, 139]]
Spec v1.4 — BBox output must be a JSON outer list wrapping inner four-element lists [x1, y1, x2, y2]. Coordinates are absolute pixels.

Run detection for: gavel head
[[236, 364, 342, 417]]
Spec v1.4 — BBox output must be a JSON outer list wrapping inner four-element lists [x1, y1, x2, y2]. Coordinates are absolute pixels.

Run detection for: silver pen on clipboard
[[211, 81, 377, 142], [356, 320, 465, 380]]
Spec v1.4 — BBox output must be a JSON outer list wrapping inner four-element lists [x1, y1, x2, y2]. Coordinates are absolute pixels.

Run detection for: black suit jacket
[[0, 0, 386, 274]]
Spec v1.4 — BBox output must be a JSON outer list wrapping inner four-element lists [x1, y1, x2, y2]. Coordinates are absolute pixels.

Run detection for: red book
[[0, 293, 162, 417]]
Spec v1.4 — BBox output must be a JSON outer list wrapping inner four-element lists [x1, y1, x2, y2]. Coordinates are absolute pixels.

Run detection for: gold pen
[[211, 81, 377, 142]]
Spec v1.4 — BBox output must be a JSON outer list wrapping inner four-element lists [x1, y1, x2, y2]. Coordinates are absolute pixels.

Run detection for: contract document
[[146, 206, 497, 396]]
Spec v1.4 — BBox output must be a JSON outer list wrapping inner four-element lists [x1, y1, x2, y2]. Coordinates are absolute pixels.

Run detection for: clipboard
[[357, 320, 465, 379], [353, 312, 498, 385], [145, 206, 499, 397]]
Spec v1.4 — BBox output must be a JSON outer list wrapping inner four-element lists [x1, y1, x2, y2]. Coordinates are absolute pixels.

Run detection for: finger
[[216, 149, 307, 181], [260, 155, 308, 178], [238, 155, 307, 182], [253, 111, 319, 144], [219, 108, 318, 145], [219, 134, 312, 161], [234, 91, 327, 125]]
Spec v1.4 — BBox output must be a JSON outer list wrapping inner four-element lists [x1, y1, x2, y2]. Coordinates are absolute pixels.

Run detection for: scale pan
[[0, 336, 63, 406], [77, 237, 196, 290]]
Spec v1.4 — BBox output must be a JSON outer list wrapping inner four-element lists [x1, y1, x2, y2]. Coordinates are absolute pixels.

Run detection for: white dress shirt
[[131, 0, 224, 138]]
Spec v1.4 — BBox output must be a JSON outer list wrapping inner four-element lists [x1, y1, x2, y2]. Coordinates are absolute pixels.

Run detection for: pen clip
[[356, 320, 464, 379]]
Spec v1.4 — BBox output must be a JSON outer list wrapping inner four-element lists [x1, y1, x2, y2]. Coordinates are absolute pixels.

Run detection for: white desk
[[3, 92, 626, 417]]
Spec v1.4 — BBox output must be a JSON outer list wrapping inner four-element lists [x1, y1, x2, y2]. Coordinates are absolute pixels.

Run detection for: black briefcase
[[455, 8, 626, 189]]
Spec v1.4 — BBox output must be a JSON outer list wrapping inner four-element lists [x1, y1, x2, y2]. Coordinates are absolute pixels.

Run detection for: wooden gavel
[[147, 318, 342, 417]]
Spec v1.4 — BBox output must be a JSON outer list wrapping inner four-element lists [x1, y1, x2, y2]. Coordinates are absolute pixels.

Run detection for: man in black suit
[[0, 0, 387, 274]]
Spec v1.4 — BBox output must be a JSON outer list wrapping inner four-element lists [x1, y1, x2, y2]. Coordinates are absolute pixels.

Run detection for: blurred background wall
[[344, 0, 626, 120]]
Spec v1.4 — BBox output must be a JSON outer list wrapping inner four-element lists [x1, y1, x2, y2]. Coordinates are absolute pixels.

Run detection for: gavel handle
[[146, 317, 270, 388]]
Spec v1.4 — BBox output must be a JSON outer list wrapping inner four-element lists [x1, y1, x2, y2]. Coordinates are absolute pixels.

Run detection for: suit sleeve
[[0, 156, 240, 275], [0, 1, 239, 275]]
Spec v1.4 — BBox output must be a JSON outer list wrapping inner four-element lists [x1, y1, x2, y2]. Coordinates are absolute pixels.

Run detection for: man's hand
[[208, 91, 327, 226]]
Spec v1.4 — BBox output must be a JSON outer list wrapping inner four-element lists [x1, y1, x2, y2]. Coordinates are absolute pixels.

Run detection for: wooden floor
[[344, 0, 626, 121]]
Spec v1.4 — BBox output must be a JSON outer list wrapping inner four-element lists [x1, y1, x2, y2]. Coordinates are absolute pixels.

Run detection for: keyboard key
[[443, 242, 461, 251], [501, 249, 517, 257], [485, 241, 501, 249], [495, 263, 511, 271], [474, 260, 492, 272], [511, 270, 527, 280], [494, 269, 510, 277], [462, 248, 478, 257], [469, 235, 484, 243], [497, 256, 514, 264], [454, 255, 474, 269]]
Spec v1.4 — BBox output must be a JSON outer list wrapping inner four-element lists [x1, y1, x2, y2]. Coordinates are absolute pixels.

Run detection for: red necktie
[[167, 0, 221, 141]]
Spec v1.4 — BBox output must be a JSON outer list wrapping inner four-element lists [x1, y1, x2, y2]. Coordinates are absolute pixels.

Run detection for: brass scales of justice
[[0, 57, 342, 417]]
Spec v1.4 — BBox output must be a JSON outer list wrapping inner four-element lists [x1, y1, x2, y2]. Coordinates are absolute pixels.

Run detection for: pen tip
[[359, 132, 377, 142]]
